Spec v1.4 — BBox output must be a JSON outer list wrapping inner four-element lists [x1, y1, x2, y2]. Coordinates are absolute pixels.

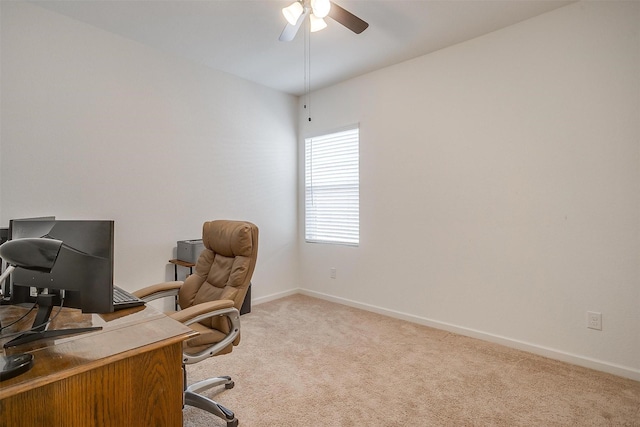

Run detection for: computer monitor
[[2, 216, 55, 300], [0, 228, 8, 300], [4, 219, 115, 347]]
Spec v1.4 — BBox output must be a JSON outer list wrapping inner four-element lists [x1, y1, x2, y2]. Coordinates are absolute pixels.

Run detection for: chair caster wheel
[[225, 381, 235, 389], [227, 419, 238, 427]]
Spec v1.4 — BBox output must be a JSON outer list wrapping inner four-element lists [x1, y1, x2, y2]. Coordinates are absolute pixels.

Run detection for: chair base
[[185, 375, 238, 427]]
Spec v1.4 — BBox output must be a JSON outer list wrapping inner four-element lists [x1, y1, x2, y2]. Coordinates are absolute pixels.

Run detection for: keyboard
[[113, 286, 146, 310]]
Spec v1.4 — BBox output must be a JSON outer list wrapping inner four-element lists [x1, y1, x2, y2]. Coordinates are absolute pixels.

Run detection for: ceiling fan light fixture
[[309, 13, 327, 32], [282, 1, 304, 26], [310, 0, 331, 19]]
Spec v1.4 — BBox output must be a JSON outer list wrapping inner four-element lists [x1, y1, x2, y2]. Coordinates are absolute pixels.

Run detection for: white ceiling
[[30, 0, 573, 96]]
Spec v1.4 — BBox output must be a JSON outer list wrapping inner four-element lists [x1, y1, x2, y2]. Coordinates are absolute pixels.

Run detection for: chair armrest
[[172, 299, 240, 364], [171, 299, 235, 325], [132, 281, 181, 302]]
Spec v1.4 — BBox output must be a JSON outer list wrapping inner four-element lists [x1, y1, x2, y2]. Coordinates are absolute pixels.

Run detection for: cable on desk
[[0, 294, 65, 340], [0, 301, 37, 332]]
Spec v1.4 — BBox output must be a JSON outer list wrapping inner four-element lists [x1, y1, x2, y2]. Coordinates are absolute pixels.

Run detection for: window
[[305, 127, 359, 246]]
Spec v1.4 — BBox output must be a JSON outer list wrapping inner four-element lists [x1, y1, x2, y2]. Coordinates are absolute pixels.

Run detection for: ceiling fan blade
[[327, 2, 369, 34], [279, 8, 310, 41]]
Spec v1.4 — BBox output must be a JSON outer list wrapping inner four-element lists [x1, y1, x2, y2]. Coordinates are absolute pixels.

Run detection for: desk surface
[[0, 303, 194, 399]]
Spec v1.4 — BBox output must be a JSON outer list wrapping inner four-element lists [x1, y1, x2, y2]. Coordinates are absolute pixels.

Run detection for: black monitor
[[4, 219, 115, 347], [0, 228, 8, 300], [2, 216, 55, 300]]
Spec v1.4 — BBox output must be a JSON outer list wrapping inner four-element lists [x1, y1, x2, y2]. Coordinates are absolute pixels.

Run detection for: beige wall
[[298, 1, 640, 379], [0, 2, 300, 302]]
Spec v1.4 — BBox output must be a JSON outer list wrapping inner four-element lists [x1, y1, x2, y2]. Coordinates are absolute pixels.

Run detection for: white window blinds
[[305, 127, 359, 246]]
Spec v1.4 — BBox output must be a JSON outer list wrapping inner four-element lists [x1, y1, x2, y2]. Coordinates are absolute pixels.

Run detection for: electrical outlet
[[29, 287, 38, 297], [330, 267, 336, 279], [587, 311, 602, 331]]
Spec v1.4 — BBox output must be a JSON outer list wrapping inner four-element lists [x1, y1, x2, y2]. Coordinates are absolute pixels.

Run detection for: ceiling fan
[[279, 0, 369, 42]]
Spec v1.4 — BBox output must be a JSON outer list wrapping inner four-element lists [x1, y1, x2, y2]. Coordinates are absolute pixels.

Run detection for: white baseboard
[[291, 289, 640, 382], [252, 288, 300, 306]]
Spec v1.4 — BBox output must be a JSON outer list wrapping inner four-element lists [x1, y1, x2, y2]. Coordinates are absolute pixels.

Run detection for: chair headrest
[[202, 220, 256, 258]]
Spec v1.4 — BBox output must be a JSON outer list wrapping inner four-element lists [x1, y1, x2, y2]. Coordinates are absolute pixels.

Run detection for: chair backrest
[[178, 220, 258, 331]]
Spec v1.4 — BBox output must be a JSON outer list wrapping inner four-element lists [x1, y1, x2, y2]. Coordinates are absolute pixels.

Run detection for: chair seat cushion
[[184, 321, 234, 355]]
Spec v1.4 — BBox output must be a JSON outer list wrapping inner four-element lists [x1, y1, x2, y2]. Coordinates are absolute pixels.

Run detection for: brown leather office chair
[[133, 220, 258, 427]]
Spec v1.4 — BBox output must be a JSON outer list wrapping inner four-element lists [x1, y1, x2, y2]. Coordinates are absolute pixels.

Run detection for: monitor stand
[[0, 353, 33, 381], [3, 293, 102, 348]]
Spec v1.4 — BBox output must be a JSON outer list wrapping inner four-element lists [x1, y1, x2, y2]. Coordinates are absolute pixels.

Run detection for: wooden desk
[[0, 304, 195, 427]]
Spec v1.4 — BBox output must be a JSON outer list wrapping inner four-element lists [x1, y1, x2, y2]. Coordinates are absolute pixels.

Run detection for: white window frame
[[304, 126, 359, 246]]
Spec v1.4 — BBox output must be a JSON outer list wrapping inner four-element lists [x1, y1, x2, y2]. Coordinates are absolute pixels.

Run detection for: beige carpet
[[183, 294, 640, 426]]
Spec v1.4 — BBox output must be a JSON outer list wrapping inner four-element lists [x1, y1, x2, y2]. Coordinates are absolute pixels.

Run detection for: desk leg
[[173, 265, 179, 310]]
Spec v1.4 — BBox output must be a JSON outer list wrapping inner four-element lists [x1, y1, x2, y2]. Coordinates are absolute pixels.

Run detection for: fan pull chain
[[304, 14, 311, 122]]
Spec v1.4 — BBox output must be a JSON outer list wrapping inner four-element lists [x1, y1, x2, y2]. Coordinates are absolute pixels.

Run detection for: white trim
[[294, 289, 640, 381], [250, 288, 640, 380], [252, 288, 301, 306]]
